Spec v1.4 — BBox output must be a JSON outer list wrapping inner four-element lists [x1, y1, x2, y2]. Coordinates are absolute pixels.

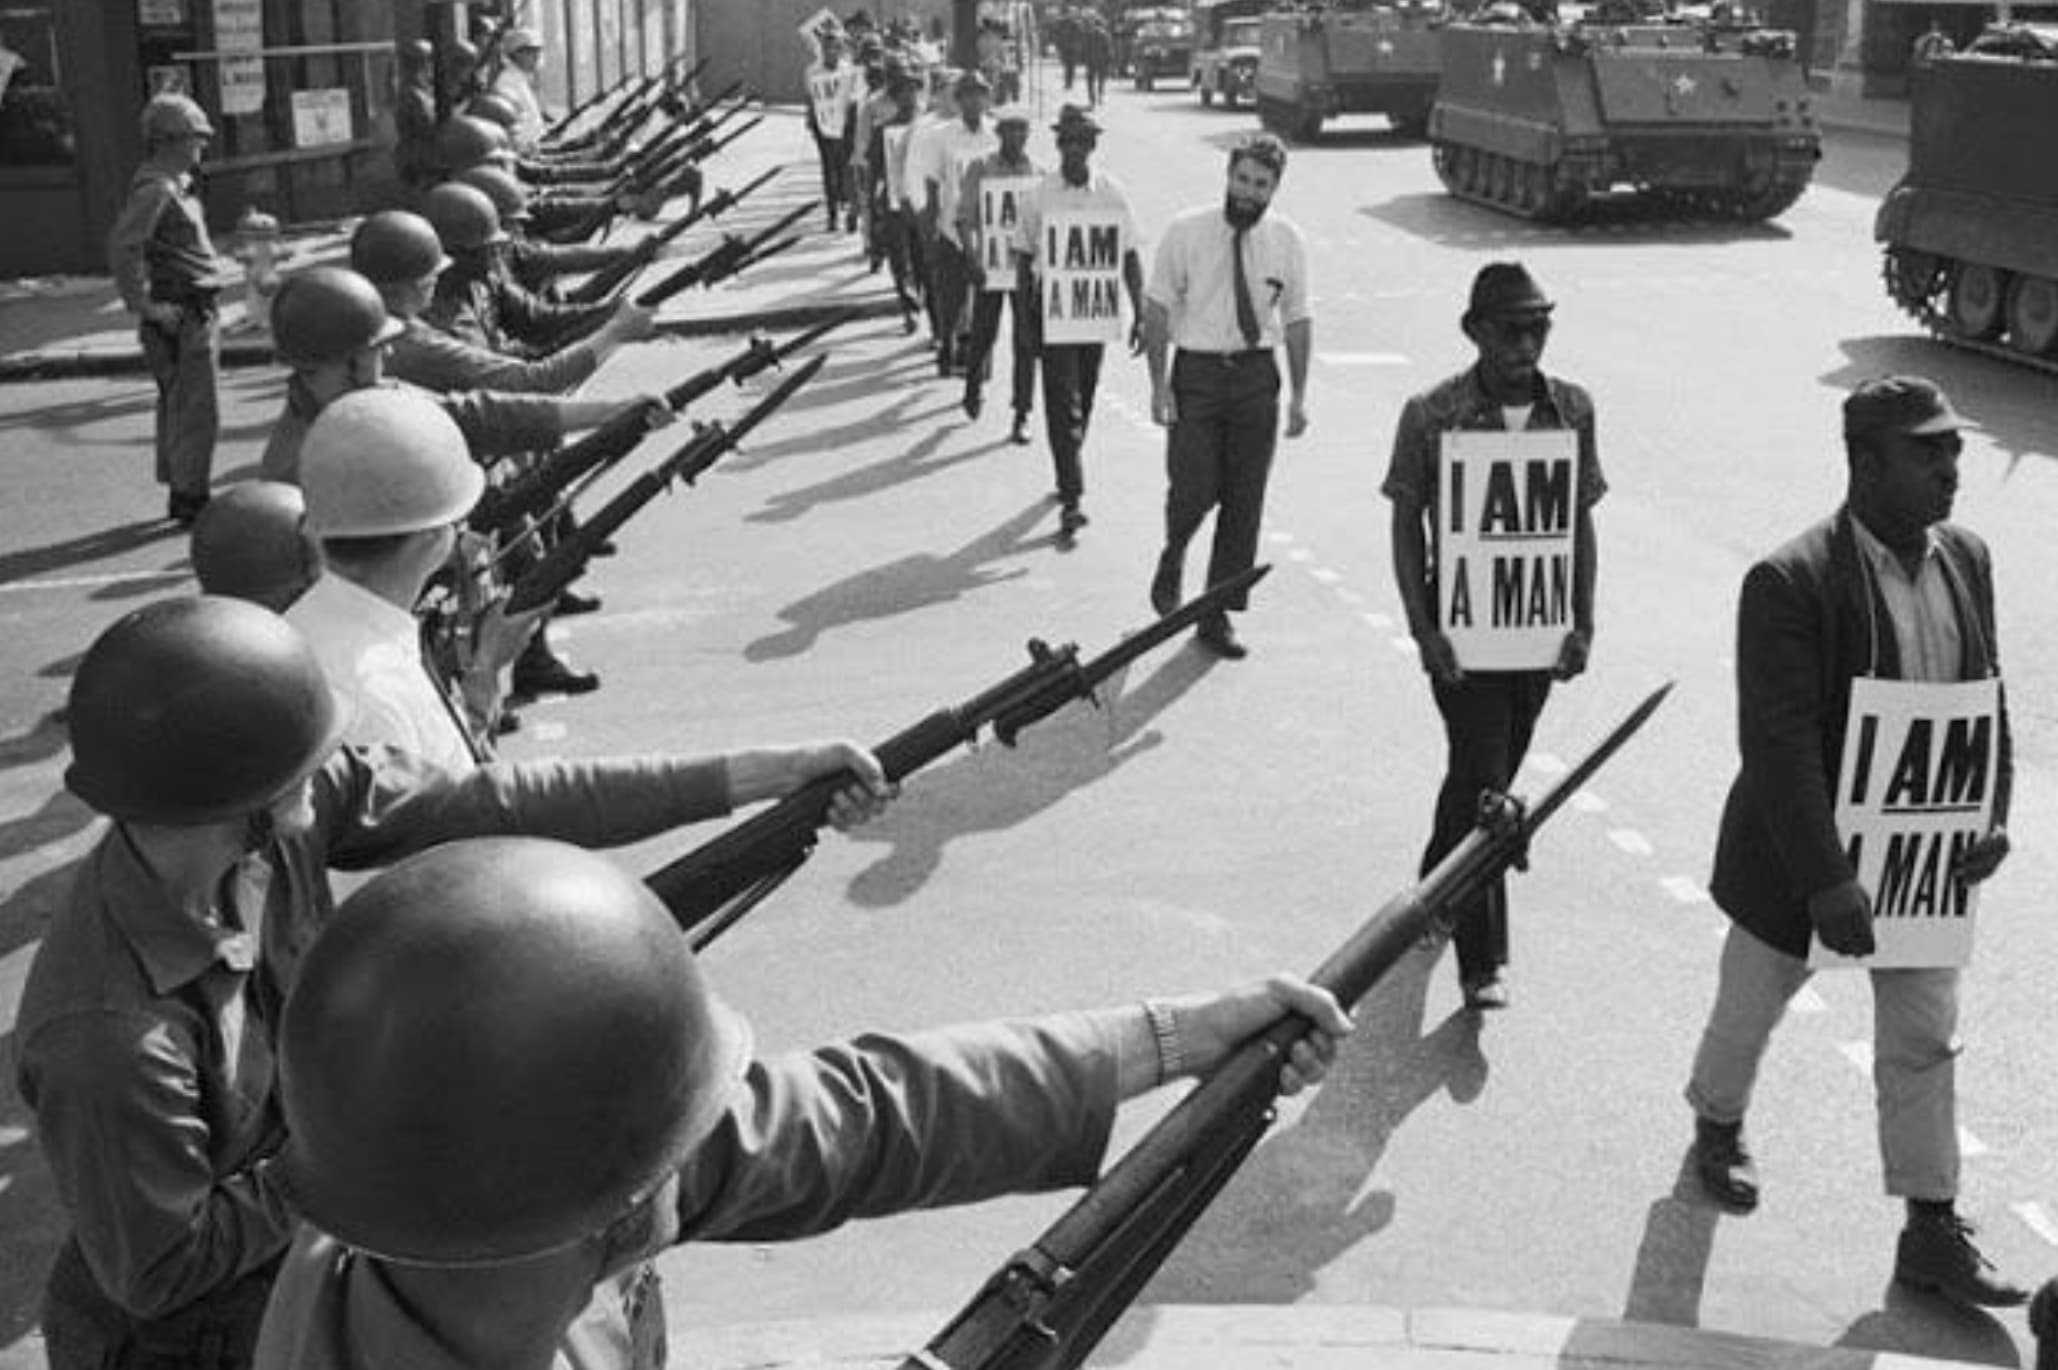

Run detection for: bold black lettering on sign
[[1845, 828, 1975, 920], [1056, 223, 1121, 270], [1046, 277, 1121, 321], [1488, 554, 1570, 629], [1845, 714, 1991, 811], [1480, 459, 1571, 537]]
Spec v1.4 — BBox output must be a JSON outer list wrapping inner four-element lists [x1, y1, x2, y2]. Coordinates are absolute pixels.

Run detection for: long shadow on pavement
[[0, 521, 182, 588], [744, 500, 1057, 661], [1126, 945, 1487, 1305], [836, 645, 1217, 907], [721, 388, 934, 470], [746, 428, 1002, 525], [1621, 1154, 1722, 1327], [1825, 337, 2056, 476], [1834, 1279, 2023, 1367]]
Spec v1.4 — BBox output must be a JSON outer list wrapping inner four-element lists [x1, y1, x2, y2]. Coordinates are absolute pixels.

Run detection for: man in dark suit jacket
[[1685, 376, 2019, 1308]]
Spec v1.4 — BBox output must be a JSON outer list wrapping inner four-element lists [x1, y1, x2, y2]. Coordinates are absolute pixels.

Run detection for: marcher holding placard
[[920, 71, 997, 380], [1382, 263, 1600, 1009], [1020, 104, 1144, 538], [1144, 133, 1310, 658], [804, 23, 860, 234], [1681, 376, 2019, 1308], [956, 104, 1041, 443]]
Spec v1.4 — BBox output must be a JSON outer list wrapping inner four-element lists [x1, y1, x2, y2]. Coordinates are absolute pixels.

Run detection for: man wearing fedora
[[1382, 262, 1601, 1010], [1020, 104, 1144, 538], [1683, 375, 2020, 1308]]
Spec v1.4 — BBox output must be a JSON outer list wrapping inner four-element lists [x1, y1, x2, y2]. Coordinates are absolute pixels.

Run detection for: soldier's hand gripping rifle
[[636, 200, 815, 309], [469, 311, 853, 539], [901, 682, 1674, 1370], [643, 566, 1277, 949], [564, 165, 782, 306], [502, 354, 825, 616]]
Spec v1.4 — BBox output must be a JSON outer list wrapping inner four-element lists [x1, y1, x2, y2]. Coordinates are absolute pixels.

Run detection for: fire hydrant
[[233, 206, 282, 334]]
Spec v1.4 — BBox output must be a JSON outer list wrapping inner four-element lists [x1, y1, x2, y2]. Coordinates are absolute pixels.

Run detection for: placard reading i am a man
[[1435, 429, 1578, 672]]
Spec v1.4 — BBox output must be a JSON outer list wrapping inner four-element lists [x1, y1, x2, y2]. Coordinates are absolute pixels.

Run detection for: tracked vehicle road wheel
[[1946, 263, 2008, 340], [2004, 275, 2058, 356]]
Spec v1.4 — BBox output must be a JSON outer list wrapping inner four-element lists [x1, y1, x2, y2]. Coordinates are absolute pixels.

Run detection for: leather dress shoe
[[555, 589, 602, 616], [2029, 1278, 2058, 1354], [1895, 1208, 2029, 1307], [1149, 554, 1182, 617], [1008, 414, 1031, 445], [1692, 1116, 1760, 1213], [512, 656, 601, 699], [1461, 969, 1509, 1011], [167, 491, 210, 527], [963, 388, 983, 420], [1059, 502, 1088, 535], [1196, 616, 1247, 660], [492, 709, 522, 737]]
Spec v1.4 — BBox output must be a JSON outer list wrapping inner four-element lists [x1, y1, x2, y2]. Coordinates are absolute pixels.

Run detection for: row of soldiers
[[39, 29, 1358, 1370]]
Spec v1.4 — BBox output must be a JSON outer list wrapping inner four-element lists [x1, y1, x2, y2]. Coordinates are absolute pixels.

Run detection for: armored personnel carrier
[[1428, 14, 1820, 220], [1876, 26, 2058, 366], [1255, 1, 1445, 141]]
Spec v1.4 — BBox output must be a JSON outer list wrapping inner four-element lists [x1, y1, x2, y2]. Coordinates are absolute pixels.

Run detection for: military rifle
[[636, 111, 763, 203], [544, 69, 644, 146], [502, 354, 825, 615], [635, 199, 815, 308], [470, 311, 853, 538], [643, 566, 1277, 948], [564, 165, 783, 306], [902, 683, 1674, 1370]]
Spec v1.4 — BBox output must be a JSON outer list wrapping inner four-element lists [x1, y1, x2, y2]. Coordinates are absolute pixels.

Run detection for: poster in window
[[291, 89, 353, 147], [212, 0, 265, 115]]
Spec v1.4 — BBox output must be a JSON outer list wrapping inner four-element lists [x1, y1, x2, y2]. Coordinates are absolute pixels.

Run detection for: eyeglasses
[[1484, 315, 1552, 345]]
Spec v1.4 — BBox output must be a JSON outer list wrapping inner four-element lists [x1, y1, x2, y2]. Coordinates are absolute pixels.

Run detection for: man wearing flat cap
[[1682, 374, 2021, 1309], [1382, 262, 1600, 1009]]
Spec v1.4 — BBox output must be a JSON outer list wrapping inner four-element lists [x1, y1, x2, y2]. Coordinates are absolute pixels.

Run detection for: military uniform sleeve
[[1734, 558, 1854, 899], [436, 389, 567, 457], [316, 746, 734, 871], [17, 1014, 294, 1318], [389, 325, 600, 396], [673, 1016, 1120, 1243], [107, 180, 172, 316], [496, 280, 615, 354]]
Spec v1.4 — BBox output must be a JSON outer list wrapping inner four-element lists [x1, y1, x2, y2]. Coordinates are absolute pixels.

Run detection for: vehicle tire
[[2005, 274, 2058, 355], [1945, 263, 2008, 340]]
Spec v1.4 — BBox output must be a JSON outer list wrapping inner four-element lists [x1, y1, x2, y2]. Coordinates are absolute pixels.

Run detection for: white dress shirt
[[1146, 204, 1311, 352], [285, 574, 477, 773]]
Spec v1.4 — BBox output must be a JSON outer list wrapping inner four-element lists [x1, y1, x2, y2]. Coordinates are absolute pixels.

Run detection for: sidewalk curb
[[0, 296, 904, 384], [678, 1304, 2001, 1370]]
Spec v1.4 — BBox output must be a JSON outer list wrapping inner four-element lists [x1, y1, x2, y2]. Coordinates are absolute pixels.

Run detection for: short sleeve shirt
[[1145, 204, 1309, 352]]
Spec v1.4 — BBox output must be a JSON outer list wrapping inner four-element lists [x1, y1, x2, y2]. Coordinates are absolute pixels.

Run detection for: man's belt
[[1178, 347, 1273, 364]]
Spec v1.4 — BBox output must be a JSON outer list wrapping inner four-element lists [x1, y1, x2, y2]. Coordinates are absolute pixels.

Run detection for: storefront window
[[0, 4, 73, 166]]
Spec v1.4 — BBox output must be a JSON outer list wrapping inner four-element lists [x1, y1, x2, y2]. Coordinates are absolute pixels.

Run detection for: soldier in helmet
[[109, 93, 229, 526], [288, 390, 546, 764], [16, 599, 892, 1370], [419, 182, 640, 358], [454, 163, 664, 297], [189, 482, 320, 613], [256, 265, 657, 699], [254, 838, 1351, 1369], [351, 208, 649, 395], [395, 39, 441, 189], [435, 113, 664, 243]]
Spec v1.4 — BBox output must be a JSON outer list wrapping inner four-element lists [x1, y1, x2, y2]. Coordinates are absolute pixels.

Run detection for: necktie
[[1232, 224, 1261, 350]]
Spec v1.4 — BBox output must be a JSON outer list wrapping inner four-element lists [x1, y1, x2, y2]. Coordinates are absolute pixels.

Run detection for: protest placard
[[806, 66, 850, 135], [1811, 675, 2001, 969], [977, 175, 1036, 291], [1040, 208, 1125, 345], [1436, 429, 1578, 672]]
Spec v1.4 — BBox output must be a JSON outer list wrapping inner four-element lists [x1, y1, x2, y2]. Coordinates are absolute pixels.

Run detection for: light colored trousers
[[1686, 921, 1961, 1200]]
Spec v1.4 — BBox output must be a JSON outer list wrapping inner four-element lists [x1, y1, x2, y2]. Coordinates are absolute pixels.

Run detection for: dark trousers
[[965, 280, 1038, 417], [933, 238, 972, 365], [1039, 343, 1103, 504], [1421, 671, 1553, 980], [1159, 350, 1278, 611], [811, 130, 851, 214], [139, 306, 219, 499], [879, 205, 921, 313]]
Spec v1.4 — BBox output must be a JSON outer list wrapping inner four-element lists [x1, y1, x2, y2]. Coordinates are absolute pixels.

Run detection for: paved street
[[2, 78, 2056, 1370]]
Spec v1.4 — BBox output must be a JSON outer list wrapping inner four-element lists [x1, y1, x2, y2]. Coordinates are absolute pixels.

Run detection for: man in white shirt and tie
[[1142, 132, 1311, 659]]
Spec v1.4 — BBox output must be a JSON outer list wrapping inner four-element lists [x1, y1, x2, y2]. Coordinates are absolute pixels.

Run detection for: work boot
[[512, 640, 600, 700], [1895, 1206, 2029, 1307], [167, 490, 211, 527], [963, 386, 983, 421], [1692, 1116, 1760, 1214]]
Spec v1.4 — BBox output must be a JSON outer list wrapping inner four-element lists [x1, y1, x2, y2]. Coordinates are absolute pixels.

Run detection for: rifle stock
[[904, 683, 1675, 1370], [642, 567, 1273, 946], [503, 354, 825, 615]]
